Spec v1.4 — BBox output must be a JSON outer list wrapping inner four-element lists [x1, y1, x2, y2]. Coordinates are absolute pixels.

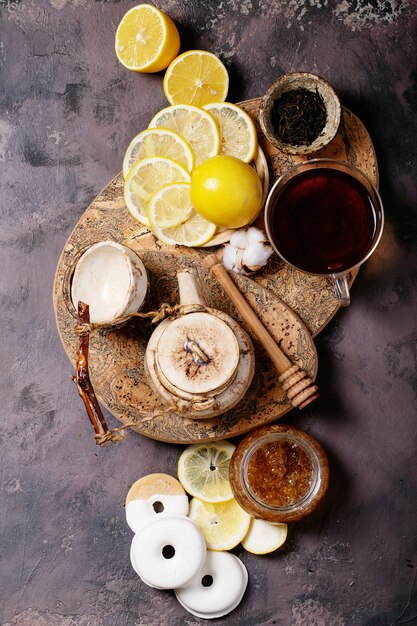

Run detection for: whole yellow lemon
[[190, 155, 263, 228]]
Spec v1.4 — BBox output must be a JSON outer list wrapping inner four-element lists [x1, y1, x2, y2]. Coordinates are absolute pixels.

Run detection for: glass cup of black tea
[[264, 159, 384, 306]]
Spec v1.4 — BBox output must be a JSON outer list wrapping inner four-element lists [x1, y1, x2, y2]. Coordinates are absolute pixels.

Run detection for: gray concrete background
[[1, 1, 417, 624]]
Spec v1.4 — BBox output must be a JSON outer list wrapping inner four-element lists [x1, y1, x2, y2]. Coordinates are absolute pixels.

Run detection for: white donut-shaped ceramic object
[[129, 541, 164, 589], [175, 550, 248, 619], [130, 515, 206, 590], [125, 473, 189, 533], [126, 494, 189, 533]]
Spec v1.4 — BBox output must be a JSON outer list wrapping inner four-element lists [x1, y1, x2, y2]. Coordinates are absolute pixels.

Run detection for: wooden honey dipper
[[204, 255, 319, 409]]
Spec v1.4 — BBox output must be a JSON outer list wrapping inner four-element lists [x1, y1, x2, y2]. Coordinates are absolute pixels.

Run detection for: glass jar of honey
[[229, 424, 329, 523]]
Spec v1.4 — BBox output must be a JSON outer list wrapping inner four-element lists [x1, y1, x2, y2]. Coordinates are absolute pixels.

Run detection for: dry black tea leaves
[[271, 88, 327, 146]]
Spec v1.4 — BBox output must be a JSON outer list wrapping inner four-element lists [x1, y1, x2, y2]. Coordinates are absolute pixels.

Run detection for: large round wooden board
[[53, 98, 378, 443]]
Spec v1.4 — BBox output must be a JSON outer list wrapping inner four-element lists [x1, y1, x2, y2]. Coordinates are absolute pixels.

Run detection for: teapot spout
[[177, 270, 205, 307]]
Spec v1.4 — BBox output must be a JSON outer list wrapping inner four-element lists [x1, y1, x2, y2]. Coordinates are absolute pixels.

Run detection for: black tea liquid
[[267, 168, 380, 275]]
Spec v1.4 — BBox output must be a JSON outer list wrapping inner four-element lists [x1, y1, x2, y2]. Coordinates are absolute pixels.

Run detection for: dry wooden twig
[[71, 301, 120, 446]]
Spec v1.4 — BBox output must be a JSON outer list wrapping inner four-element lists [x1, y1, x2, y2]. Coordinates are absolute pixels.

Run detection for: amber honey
[[229, 425, 329, 523], [247, 439, 313, 507]]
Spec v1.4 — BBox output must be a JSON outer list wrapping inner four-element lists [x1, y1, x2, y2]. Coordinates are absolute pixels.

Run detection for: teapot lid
[[156, 312, 240, 395]]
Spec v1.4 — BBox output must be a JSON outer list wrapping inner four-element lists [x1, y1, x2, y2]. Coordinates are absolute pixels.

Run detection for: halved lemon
[[149, 104, 220, 166], [115, 4, 180, 73], [163, 50, 229, 107], [189, 497, 251, 551], [124, 157, 190, 226], [203, 102, 258, 163], [123, 128, 195, 178], [242, 519, 288, 555], [177, 442, 235, 502]]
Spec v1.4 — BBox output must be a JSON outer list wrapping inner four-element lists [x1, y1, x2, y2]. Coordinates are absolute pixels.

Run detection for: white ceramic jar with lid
[[145, 270, 255, 419]]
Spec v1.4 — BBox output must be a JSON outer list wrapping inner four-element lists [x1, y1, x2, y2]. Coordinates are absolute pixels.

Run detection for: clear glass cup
[[264, 159, 384, 306]]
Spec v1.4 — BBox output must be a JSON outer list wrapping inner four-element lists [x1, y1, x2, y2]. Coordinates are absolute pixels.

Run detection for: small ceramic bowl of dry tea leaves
[[259, 72, 341, 155]]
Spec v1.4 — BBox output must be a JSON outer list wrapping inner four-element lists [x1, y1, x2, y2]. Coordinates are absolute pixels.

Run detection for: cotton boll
[[230, 230, 249, 249], [246, 227, 266, 244], [223, 245, 247, 274], [222, 244, 239, 271], [223, 227, 273, 274], [242, 242, 273, 271], [223, 245, 246, 273], [234, 249, 245, 273]]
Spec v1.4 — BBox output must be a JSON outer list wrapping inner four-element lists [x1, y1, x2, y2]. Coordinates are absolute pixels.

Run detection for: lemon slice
[[149, 104, 220, 166], [123, 128, 195, 178], [147, 182, 216, 246], [189, 497, 251, 551], [148, 182, 216, 246], [203, 102, 258, 163], [163, 50, 229, 107], [115, 4, 180, 73], [242, 519, 288, 555], [124, 157, 190, 226], [147, 182, 194, 229], [177, 442, 235, 502], [152, 211, 216, 247]]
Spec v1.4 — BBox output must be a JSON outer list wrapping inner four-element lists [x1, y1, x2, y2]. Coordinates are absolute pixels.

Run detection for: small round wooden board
[[53, 98, 378, 443]]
